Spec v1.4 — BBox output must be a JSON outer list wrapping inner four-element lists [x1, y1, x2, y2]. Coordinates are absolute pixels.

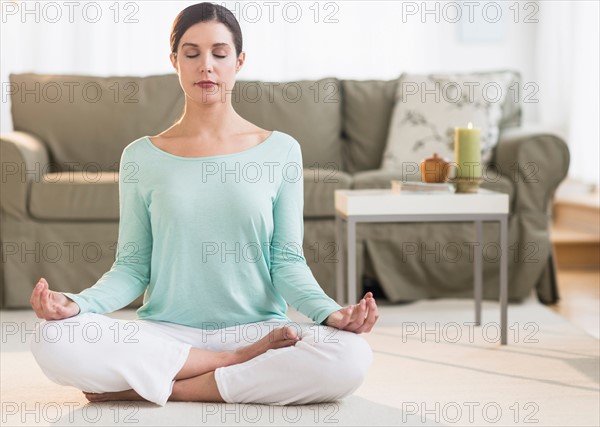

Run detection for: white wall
[[1, 1, 596, 184], [0, 1, 538, 124]]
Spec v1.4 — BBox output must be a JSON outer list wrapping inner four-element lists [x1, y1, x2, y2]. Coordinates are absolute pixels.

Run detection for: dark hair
[[170, 2, 243, 58]]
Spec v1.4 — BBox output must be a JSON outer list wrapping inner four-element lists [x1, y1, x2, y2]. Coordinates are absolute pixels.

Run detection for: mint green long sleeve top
[[62, 131, 343, 329]]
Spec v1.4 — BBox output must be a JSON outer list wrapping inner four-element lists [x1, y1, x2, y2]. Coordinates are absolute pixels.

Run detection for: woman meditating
[[29, 2, 378, 406]]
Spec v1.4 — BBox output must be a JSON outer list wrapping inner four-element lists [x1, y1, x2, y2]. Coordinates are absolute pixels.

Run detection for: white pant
[[30, 313, 373, 406]]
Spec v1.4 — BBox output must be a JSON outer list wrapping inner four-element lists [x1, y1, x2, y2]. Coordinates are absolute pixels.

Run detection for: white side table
[[334, 188, 510, 345]]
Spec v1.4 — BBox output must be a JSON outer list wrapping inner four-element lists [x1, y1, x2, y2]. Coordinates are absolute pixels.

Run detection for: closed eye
[[185, 54, 226, 59]]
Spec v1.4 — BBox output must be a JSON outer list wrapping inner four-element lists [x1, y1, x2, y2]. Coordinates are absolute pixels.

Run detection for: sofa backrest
[[231, 78, 344, 170], [340, 70, 522, 173], [8, 73, 344, 171], [8, 71, 521, 173], [9, 73, 184, 172], [341, 79, 398, 174]]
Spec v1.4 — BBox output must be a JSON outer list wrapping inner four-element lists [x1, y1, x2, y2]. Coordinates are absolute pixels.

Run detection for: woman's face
[[171, 21, 244, 104]]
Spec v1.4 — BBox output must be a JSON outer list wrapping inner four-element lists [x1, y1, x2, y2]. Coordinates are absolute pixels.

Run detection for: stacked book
[[391, 180, 455, 194]]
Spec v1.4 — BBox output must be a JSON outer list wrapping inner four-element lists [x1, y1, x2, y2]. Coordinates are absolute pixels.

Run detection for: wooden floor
[[550, 268, 600, 338]]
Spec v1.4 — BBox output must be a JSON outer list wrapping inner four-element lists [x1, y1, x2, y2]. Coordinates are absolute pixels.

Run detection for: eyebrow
[[181, 42, 230, 49]]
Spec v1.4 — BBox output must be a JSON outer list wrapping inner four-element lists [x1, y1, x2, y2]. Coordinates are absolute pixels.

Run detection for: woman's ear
[[170, 52, 178, 72], [236, 52, 246, 73]]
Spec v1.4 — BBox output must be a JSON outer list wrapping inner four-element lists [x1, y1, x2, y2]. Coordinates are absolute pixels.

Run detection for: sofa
[[0, 72, 569, 309]]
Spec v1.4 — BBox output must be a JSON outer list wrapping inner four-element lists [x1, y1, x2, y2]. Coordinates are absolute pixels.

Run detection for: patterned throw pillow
[[380, 71, 516, 176]]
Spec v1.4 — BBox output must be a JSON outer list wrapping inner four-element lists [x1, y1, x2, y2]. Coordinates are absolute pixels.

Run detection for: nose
[[197, 56, 213, 74]]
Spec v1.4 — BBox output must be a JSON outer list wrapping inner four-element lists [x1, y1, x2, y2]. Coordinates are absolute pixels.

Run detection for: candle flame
[[467, 122, 473, 129]]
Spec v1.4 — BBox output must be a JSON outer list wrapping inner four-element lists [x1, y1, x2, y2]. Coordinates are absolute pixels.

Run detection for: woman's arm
[[270, 139, 380, 333], [60, 147, 152, 314], [269, 141, 344, 325]]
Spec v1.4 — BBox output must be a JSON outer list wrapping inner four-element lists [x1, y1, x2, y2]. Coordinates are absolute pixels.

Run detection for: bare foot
[[83, 388, 146, 402], [232, 325, 300, 364]]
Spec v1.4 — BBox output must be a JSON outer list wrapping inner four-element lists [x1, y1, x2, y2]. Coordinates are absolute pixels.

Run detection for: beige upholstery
[[0, 72, 569, 308]]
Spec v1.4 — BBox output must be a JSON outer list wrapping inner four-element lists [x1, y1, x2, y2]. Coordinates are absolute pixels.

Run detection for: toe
[[281, 326, 298, 341], [83, 392, 104, 402]]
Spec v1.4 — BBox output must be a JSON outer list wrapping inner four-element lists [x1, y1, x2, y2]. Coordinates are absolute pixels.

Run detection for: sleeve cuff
[[61, 292, 90, 315], [316, 304, 343, 326]]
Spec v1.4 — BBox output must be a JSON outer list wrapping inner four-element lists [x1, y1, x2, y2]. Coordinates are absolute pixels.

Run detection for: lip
[[195, 81, 217, 88]]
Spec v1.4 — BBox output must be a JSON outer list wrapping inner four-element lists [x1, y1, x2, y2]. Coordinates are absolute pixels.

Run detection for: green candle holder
[[447, 176, 484, 193]]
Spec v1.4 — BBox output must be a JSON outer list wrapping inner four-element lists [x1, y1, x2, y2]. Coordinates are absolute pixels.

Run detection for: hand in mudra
[[323, 292, 379, 334], [30, 277, 80, 320]]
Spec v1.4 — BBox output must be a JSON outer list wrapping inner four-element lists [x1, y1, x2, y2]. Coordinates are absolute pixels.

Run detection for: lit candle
[[454, 122, 481, 179]]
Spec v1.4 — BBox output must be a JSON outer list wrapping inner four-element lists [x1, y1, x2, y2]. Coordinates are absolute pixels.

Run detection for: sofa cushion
[[10, 73, 185, 172], [304, 168, 353, 218], [29, 172, 119, 220], [232, 78, 344, 169], [380, 71, 518, 174], [28, 168, 352, 221], [342, 71, 522, 175], [341, 79, 398, 174]]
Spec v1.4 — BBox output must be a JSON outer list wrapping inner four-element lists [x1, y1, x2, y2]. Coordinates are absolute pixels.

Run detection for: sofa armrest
[[0, 131, 50, 220], [494, 127, 570, 214]]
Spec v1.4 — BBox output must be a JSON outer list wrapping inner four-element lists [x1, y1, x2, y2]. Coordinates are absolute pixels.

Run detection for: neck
[[176, 94, 241, 139]]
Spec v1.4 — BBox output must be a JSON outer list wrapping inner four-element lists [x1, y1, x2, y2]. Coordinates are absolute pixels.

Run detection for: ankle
[[222, 350, 241, 366]]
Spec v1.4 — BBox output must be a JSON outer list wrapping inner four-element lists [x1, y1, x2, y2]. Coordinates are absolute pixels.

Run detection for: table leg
[[500, 216, 508, 345], [347, 218, 357, 306], [474, 220, 483, 326], [335, 214, 344, 305]]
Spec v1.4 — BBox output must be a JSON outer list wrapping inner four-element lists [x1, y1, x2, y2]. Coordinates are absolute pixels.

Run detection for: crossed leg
[[83, 325, 300, 403]]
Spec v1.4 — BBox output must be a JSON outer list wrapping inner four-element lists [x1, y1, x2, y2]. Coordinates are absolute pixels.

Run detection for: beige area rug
[[1, 297, 598, 426]]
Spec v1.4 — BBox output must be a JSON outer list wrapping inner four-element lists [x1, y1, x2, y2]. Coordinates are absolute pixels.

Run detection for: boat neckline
[[144, 130, 278, 160]]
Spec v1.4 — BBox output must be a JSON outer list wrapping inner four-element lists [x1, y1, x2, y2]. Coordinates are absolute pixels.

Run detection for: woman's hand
[[30, 277, 80, 320], [323, 291, 379, 334]]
